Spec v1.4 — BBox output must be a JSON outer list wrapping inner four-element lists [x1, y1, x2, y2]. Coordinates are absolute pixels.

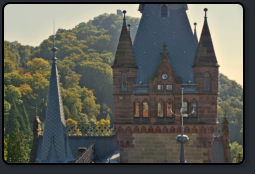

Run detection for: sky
[[4, 4, 243, 87]]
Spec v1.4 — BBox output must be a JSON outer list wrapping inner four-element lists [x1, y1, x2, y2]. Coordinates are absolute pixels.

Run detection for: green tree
[[65, 118, 82, 135], [5, 102, 20, 135], [64, 71, 82, 89], [4, 59, 16, 73], [6, 120, 30, 163], [229, 141, 243, 163]]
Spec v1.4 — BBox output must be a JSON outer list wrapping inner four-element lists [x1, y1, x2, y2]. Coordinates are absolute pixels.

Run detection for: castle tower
[[113, 5, 219, 163], [37, 27, 74, 163]]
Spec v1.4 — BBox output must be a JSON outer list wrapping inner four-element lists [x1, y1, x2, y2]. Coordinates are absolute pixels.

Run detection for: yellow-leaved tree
[[65, 118, 82, 135], [96, 119, 111, 135]]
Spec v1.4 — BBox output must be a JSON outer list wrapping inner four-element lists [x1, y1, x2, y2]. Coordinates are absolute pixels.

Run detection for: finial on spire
[[204, 8, 208, 18], [51, 20, 58, 60], [162, 42, 167, 50], [123, 10, 126, 18], [128, 24, 131, 36], [128, 24, 131, 30], [194, 22, 197, 30], [122, 10, 127, 27]]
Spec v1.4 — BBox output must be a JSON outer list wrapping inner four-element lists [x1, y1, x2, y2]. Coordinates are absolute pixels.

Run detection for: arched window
[[166, 102, 173, 117], [158, 101, 164, 117], [155, 126, 161, 133], [134, 126, 139, 133], [205, 72, 210, 91], [134, 102, 140, 117], [122, 73, 127, 91], [208, 141, 212, 148], [183, 100, 188, 115], [190, 101, 197, 117], [170, 126, 175, 133], [177, 126, 181, 133], [141, 126, 146, 133], [143, 101, 149, 118], [161, 4, 168, 17], [163, 126, 168, 133], [148, 126, 154, 133]]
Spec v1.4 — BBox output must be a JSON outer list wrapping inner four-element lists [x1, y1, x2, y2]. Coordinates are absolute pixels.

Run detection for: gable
[[149, 52, 180, 84]]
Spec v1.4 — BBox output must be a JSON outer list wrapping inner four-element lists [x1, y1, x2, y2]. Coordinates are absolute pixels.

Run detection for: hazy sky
[[4, 4, 243, 87]]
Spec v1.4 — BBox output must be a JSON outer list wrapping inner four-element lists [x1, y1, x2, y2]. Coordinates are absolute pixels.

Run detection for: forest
[[3, 13, 243, 163]]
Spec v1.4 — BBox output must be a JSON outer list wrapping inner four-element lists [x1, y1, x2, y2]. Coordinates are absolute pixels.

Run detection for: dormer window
[[161, 5, 168, 17], [160, 4, 170, 17], [166, 85, 172, 91], [157, 85, 163, 91]]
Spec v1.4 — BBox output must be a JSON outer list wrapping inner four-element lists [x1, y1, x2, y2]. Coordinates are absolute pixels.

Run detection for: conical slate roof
[[112, 10, 137, 68], [193, 8, 219, 67], [40, 45, 74, 163], [133, 4, 197, 85]]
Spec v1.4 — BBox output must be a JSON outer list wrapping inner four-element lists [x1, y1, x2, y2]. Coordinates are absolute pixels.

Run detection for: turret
[[112, 10, 138, 94], [193, 8, 219, 94]]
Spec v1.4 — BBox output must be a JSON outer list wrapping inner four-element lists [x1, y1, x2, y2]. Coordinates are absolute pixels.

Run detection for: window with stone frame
[[134, 102, 140, 117], [166, 102, 173, 117], [157, 84, 163, 91], [191, 102, 197, 117], [122, 73, 127, 91], [142, 102, 149, 118], [166, 84, 172, 92], [205, 72, 210, 91], [158, 102, 164, 117], [161, 4, 168, 17], [182, 101, 188, 115]]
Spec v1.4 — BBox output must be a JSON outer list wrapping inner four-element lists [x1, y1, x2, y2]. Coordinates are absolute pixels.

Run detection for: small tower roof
[[112, 10, 138, 68], [193, 8, 219, 67], [39, 22, 74, 163], [193, 22, 198, 45]]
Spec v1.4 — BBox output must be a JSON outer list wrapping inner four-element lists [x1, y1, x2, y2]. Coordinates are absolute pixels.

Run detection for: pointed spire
[[193, 8, 219, 67], [112, 10, 137, 68], [39, 22, 74, 163], [193, 22, 198, 45]]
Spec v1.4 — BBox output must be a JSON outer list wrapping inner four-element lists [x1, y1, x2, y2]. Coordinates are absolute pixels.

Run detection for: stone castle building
[[112, 4, 231, 163], [30, 4, 231, 163]]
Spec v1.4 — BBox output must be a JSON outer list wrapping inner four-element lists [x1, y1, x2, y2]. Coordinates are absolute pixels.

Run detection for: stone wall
[[121, 133, 209, 163]]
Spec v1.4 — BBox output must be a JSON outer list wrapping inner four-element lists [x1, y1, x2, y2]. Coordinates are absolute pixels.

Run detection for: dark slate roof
[[193, 10, 219, 67], [112, 13, 138, 69], [133, 4, 197, 85], [36, 135, 119, 162], [212, 136, 225, 163], [39, 49, 74, 163]]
